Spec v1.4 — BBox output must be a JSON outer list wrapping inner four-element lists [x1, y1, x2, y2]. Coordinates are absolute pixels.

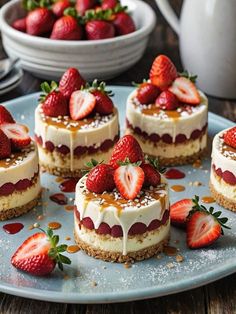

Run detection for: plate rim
[[0, 87, 235, 303]]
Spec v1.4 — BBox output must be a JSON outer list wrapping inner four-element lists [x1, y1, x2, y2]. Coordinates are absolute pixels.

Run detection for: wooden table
[[0, 1, 235, 313]]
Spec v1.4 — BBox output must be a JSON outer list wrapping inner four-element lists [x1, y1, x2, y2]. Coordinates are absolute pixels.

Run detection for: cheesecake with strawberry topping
[[74, 135, 170, 262], [126, 55, 208, 166], [210, 126, 236, 211], [0, 106, 41, 220], [35, 68, 119, 177]]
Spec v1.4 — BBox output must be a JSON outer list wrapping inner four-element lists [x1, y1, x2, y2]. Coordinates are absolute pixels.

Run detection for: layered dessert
[[35, 68, 119, 177], [74, 135, 170, 262], [210, 126, 236, 211], [0, 106, 41, 220], [126, 55, 208, 166]]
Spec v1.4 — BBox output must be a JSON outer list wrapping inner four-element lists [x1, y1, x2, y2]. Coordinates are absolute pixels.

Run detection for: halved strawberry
[[1, 123, 31, 149], [0, 105, 15, 124], [69, 90, 96, 120], [0, 129, 11, 159], [136, 82, 160, 105], [141, 163, 161, 187], [11, 227, 71, 276], [170, 199, 194, 227], [169, 77, 201, 105], [114, 164, 144, 200], [149, 55, 177, 89], [223, 127, 236, 149], [86, 163, 115, 193]]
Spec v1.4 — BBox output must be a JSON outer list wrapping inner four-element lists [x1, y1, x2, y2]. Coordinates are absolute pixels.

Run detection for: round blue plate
[[0, 86, 235, 303]]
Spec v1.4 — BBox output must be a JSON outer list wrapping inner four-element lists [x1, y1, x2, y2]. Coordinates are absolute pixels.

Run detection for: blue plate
[[0, 86, 235, 303]]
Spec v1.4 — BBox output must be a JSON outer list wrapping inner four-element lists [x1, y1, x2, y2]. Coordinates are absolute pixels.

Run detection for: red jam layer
[[126, 119, 207, 144], [0, 172, 38, 197], [35, 134, 119, 156], [75, 208, 169, 237], [213, 164, 236, 185]]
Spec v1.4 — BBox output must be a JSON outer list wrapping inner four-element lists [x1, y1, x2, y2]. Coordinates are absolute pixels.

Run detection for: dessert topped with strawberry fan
[[34, 67, 119, 177], [126, 54, 208, 166], [12, 0, 135, 40], [0, 106, 41, 220], [74, 135, 170, 262], [210, 126, 236, 212]]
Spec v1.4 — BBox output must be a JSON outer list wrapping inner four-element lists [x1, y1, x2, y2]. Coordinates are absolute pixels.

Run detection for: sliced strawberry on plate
[[149, 55, 178, 89], [155, 90, 179, 110], [169, 77, 201, 105], [223, 126, 236, 149], [186, 196, 230, 249], [0, 129, 11, 159], [42, 91, 68, 117], [86, 163, 115, 193], [114, 163, 144, 200], [170, 198, 194, 227], [0, 105, 15, 124], [136, 82, 160, 105], [59, 68, 86, 100], [1, 123, 31, 149], [141, 163, 161, 187], [69, 90, 96, 120], [11, 226, 71, 276], [110, 135, 144, 169], [12, 17, 27, 32]]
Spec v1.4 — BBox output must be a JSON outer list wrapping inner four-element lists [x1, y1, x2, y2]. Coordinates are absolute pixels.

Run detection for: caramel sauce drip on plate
[[170, 185, 185, 192]]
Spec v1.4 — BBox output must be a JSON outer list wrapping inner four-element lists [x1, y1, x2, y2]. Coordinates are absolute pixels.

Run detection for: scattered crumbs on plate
[[166, 262, 175, 269], [176, 255, 184, 263], [91, 281, 97, 287]]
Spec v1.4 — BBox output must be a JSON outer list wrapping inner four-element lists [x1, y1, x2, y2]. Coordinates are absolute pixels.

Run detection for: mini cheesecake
[[0, 107, 41, 220], [210, 127, 236, 211], [35, 69, 119, 177], [126, 55, 208, 166]]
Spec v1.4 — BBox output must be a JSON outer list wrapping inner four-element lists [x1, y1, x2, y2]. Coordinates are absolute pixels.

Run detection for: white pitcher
[[156, 0, 236, 99]]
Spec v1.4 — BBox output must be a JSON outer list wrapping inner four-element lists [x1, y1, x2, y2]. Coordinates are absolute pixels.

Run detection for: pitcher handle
[[155, 0, 180, 35]]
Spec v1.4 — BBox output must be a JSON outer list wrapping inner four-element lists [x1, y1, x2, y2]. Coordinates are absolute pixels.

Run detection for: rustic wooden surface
[[0, 0, 235, 313]]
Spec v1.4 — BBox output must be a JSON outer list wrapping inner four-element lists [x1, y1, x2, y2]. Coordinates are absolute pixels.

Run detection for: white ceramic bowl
[[0, 0, 156, 80]]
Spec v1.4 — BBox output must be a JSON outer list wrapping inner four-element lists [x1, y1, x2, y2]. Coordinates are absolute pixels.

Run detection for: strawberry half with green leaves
[[114, 161, 144, 200], [59, 67, 86, 99], [169, 77, 200, 105], [186, 196, 230, 249], [110, 135, 144, 169], [0, 129, 11, 159], [223, 127, 236, 149], [135, 81, 160, 105], [89, 80, 114, 114], [170, 198, 194, 227], [39, 81, 68, 117], [0, 105, 15, 124], [50, 15, 83, 40], [1, 123, 31, 149], [149, 55, 177, 89], [26, 8, 55, 36], [11, 225, 71, 276], [69, 90, 96, 120], [86, 162, 115, 193]]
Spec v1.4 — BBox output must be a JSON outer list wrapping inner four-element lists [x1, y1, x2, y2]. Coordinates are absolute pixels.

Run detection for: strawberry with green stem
[[141, 156, 165, 188], [133, 80, 160, 105], [89, 79, 114, 115], [112, 4, 135, 36]]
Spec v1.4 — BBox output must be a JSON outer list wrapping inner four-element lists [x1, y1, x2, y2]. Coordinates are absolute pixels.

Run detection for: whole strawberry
[[26, 8, 55, 36], [12, 18, 27, 32], [155, 90, 179, 110], [11, 226, 71, 276], [85, 20, 115, 40], [101, 0, 118, 10], [0, 105, 15, 124], [0, 129, 11, 159], [136, 82, 160, 105], [223, 127, 236, 149], [90, 80, 114, 114], [113, 12, 135, 36], [141, 163, 161, 187], [50, 15, 83, 40], [52, 0, 71, 17], [76, 0, 96, 15], [86, 163, 115, 193], [110, 135, 144, 169], [59, 68, 85, 99]]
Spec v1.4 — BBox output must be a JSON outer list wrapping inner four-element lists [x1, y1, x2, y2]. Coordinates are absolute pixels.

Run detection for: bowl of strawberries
[[0, 0, 156, 80]]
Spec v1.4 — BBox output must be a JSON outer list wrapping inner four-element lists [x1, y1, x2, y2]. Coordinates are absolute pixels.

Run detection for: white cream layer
[[74, 218, 170, 253], [210, 171, 236, 201], [126, 129, 207, 158], [74, 176, 169, 255], [0, 143, 39, 187], [211, 129, 236, 177], [0, 176, 41, 211], [35, 106, 119, 172], [126, 90, 208, 141]]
